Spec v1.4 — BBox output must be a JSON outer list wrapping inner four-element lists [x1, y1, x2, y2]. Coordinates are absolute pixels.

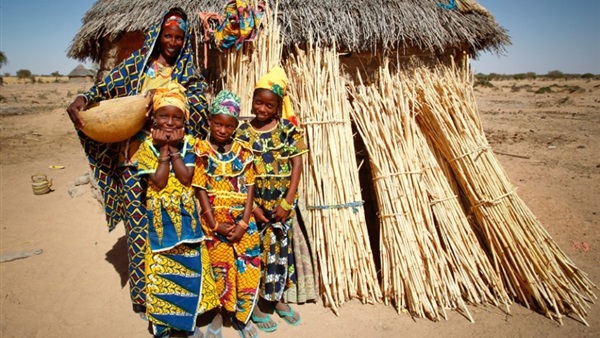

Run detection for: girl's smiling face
[[210, 114, 238, 143], [252, 89, 281, 122], [154, 105, 185, 136]]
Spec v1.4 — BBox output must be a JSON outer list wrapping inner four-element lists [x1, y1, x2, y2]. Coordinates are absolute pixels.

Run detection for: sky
[[0, 0, 598, 76]]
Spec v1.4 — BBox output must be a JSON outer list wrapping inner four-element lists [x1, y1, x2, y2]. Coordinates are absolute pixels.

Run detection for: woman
[[66, 7, 210, 318]]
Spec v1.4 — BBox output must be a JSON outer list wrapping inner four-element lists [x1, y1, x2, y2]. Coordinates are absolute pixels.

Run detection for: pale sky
[[0, 0, 598, 76]]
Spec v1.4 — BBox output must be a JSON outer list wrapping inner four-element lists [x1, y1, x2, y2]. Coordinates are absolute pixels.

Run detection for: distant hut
[[67, 64, 94, 83]]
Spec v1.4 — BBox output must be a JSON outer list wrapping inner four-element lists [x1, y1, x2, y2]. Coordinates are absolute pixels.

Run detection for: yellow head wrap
[[152, 82, 189, 120], [254, 66, 296, 125]]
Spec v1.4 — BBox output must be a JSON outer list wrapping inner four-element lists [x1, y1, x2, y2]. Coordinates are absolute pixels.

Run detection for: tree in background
[[0, 51, 7, 85], [51, 71, 62, 77], [0, 51, 7, 69], [16, 69, 35, 83]]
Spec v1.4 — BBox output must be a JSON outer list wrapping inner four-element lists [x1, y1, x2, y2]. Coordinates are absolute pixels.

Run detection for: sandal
[[204, 322, 223, 338], [251, 313, 278, 332], [275, 304, 301, 326], [231, 318, 259, 338]]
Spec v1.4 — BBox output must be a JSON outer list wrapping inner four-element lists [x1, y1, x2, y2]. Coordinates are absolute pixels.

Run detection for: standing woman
[[66, 7, 210, 317]]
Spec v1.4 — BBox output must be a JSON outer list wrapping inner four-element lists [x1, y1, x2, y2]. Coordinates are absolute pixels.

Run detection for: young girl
[[236, 67, 307, 332], [193, 90, 261, 338], [137, 83, 219, 338]]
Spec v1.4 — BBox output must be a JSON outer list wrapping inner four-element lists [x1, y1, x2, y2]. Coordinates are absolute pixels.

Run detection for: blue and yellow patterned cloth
[[214, 0, 264, 51]]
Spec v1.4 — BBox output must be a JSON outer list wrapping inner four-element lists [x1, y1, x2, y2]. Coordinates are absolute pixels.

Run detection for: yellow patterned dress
[[235, 119, 308, 301], [137, 135, 219, 336], [192, 139, 261, 324]]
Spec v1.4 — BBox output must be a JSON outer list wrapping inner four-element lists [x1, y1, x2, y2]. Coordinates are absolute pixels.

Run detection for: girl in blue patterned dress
[[236, 67, 307, 332]]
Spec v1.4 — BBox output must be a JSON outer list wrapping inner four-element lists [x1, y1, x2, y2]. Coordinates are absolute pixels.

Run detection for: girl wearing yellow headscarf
[[236, 67, 307, 332], [136, 82, 219, 338]]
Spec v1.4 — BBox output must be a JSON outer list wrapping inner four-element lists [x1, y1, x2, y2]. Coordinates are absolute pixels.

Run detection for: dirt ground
[[0, 78, 598, 338]]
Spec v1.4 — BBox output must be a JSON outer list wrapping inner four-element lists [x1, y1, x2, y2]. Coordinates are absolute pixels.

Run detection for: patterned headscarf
[[254, 66, 297, 125], [210, 90, 241, 118], [153, 82, 190, 120], [163, 14, 188, 32]]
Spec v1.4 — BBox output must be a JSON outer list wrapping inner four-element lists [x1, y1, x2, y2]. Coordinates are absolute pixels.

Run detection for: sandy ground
[[0, 78, 598, 337]]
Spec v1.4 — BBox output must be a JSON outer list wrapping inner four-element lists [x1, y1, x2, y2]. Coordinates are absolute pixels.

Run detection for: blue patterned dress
[[76, 12, 209, 309], [235, 119, 308, 301]]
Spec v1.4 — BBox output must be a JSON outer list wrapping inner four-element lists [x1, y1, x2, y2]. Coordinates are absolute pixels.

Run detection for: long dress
[[137, 135, 219, 336], [235, 119, 308, 302], [77, 13, 210, 309], [192, 139, 261, 324]]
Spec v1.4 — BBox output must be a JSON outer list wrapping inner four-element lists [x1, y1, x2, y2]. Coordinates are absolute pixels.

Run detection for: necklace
[[209, 136, 232, 153], [253, 117, 275, 129]]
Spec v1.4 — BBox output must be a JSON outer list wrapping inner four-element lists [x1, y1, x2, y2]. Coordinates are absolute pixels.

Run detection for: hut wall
[[97, 32, 145, 81]]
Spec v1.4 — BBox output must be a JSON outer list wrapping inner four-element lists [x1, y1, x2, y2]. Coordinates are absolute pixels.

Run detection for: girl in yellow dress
[[137, 83, 218, 338], [193, 90, 261, 338]]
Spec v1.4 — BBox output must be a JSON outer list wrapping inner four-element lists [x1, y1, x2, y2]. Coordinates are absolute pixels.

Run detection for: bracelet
[[158, 156, 170, 163], [212, 223, 219, 231], [238, 220, 249, 230], [279, 199, 293, 211], [170, 151, 181, 157]]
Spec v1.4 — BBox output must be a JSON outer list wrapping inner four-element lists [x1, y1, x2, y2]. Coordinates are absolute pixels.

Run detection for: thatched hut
[[68, 0, 593, 320], [67, 64, 95, 82]]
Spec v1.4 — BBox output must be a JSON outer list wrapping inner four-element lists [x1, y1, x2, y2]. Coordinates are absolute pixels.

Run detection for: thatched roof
[[67, 0, 510, 62], [68, 64, 95, 77]]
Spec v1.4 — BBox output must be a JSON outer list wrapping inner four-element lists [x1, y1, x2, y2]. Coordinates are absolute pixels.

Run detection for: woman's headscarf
[[254, 66, 297, 125], [210, 90, 241, 119], [153, 82, 190, 120]]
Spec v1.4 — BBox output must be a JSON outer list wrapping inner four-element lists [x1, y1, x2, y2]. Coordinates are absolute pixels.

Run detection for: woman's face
[[154, 105, 185, 136], [210, 114, 238, 143], [252, 89, 280, 122], [158, 25, 185, 61]]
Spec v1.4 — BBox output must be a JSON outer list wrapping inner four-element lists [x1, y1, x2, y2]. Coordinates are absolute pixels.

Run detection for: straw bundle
[[348, 60, 508, 320], [411, 60, 596, 325], [219, 2, 283, 117], [285, 42, 381, 313]]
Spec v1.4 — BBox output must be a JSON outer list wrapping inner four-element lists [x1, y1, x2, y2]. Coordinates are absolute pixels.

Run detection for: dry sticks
[[348, 60, 508, 321], [411, 61, 596, 325], [286, 43, 381, 313]]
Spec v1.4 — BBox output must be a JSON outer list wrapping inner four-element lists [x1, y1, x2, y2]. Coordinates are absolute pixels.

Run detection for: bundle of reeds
[[348, 60, 509, 320], [285, 42, 382, 313], [411, 59, 596, 325]]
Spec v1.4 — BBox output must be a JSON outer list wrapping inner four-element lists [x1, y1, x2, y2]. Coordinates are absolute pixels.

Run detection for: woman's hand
[[144, 89, 157, 112], [66, 95, 87, 129]]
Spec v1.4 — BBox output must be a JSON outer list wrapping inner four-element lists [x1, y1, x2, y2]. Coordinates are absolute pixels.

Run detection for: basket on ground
[[79, 94, 150, 143]]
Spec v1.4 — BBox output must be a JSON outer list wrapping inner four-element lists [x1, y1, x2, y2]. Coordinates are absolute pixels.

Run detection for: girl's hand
[[253, 207, 269, 223], [214, 222, 234, 236], [226, 224, 246, 242], [168, 127, 185, 148], [152, 128, 169, 147], [273, 205, 290, 222]]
